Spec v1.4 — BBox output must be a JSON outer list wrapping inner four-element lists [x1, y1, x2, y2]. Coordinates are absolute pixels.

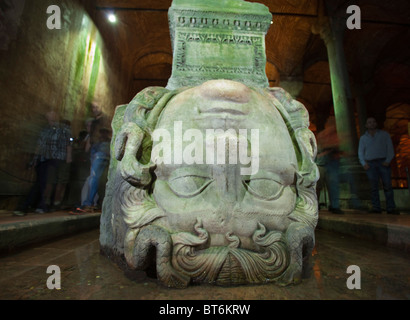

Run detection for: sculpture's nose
[[212, 163, 247, 205]]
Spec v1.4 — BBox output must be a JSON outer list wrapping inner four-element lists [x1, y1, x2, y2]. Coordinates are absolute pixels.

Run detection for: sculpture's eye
[[243, 178, 284, 201], [169, 175, 213, 198]]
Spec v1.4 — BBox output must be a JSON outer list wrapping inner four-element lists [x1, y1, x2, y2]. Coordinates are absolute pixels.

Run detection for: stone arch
[[266, 61, 280, 87], [384, 103, 410, 188], [133, 51, 173, 80]]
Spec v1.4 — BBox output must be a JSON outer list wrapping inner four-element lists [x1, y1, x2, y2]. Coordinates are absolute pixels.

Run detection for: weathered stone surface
[[0, 0, 128, 201], [101, 79, 318, 287], [100, 0, 318, 288], [167, 0, 272, 89]]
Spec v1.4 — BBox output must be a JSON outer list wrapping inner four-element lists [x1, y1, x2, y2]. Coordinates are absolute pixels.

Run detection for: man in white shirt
[[358, 117, 398, 214]]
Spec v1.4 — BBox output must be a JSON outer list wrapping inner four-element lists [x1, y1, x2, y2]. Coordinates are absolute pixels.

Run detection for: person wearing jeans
[[358, 117, 398, 214], [82, 143, 109, 208], [365, 159, 395, 213], [76, 103, 111, 213]]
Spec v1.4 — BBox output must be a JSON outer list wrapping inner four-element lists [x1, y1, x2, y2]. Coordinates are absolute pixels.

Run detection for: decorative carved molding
[[166, 2, 272, 89]]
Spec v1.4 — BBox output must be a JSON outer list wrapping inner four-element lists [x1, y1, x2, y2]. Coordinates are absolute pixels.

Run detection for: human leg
[[83, 154, 108, 207], [14, 181, 40, 216], [14, 165, 42, 214], [34, 160, 54, 213], [379, 164, 396, 212], [42, 159, 61, 212], [326, 159, 342, 213], [366, 160, 381, 212], [81, 175, 91, 206], [53, 161, 70, 209]]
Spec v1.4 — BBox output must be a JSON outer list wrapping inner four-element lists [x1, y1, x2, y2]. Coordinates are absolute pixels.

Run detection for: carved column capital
[[311, 15, 346, 46], [311, 16, 332, 45]]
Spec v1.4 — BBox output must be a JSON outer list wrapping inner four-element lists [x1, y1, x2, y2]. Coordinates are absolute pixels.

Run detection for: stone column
[[313, 17, 357, 156], [312, 16, 367, 209]]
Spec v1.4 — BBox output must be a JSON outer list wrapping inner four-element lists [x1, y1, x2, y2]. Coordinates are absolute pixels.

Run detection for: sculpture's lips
[[201, 107, 247, 116]]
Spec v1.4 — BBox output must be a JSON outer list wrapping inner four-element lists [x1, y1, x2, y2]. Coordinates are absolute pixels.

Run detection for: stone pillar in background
[[313, 17, 357, 156], [312, 16, 368, 209]]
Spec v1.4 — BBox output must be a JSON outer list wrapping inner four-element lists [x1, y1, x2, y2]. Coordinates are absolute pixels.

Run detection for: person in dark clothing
[[14, 110, 72, 215]]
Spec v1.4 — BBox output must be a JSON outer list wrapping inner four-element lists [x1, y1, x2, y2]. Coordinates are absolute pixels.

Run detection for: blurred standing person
[[80, 118, 99, 207], [316, 116, 344, 214], [77, 103, 111, 213], [13, 110, 71, 215], [47, 119, 73, 211], [358, 117, 398, 214]]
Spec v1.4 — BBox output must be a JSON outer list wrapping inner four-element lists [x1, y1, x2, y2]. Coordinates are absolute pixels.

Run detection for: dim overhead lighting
[[108, 13, 117, 23]]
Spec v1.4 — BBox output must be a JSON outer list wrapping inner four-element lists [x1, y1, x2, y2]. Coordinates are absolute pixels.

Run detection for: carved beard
[[171, 220, 289, 285], [115, 173, 295, 287], [102, 84, 318, 288]]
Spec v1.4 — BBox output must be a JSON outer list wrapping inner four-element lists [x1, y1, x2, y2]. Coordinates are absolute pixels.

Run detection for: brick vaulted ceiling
[[87, 0, 410, 130]]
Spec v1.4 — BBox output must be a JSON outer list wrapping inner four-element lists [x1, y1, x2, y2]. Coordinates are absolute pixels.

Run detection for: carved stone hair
[[114, 87, 184, 188], [113, 84, 318, 228], [101, 82, 319, 287]]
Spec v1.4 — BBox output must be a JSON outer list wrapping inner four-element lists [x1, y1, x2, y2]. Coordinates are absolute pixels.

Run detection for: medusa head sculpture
[[100, 80, 318, 288]]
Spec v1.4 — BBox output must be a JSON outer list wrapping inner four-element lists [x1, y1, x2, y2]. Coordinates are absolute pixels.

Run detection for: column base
[[338, 157, 371, 210]]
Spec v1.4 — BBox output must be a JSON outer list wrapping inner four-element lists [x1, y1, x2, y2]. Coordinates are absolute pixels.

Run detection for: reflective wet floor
[[0, 228, 409, 300]]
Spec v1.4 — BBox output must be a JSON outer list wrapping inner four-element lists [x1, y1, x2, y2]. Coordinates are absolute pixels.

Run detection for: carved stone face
[[102, 79, 318, 288], [152, 80, 298, 249]]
